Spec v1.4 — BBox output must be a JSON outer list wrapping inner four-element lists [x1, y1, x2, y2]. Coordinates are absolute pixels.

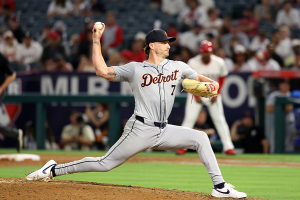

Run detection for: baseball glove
[[182, 79, 218, 98]]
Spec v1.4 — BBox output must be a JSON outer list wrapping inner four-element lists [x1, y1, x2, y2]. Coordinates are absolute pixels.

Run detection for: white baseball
[[95, 22, 104, 30]]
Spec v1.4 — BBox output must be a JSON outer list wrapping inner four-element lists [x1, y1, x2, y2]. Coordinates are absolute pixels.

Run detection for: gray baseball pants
[[54, 116, 225, 185]]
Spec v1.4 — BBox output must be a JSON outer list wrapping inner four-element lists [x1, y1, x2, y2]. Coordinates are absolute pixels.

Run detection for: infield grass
[[1, 149, 300, 199]]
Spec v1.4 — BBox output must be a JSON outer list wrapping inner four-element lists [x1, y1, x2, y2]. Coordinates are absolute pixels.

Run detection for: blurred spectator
[[41, 31, 66, 65], [45, 121, 59, 150], [219, 16, 231, 36], [275, 26, 293, 61], [47, 0, 73, 18], [177, 0, 207, 29], [179, 22, 205, 54], [8, 14, 24, 43], [276, 0, 300, 29], [53, 20, 70, 56], [231, 112, 268, 154], [85, 103, 109, 150], [44, 54, 73, 72], [119, 49, 133, 65], [162, 0, 185, 15], [127, 32, 147, 62], [227, 45, 254, 72], [266, 79, 296, 153], [289, 51, 300, 69], [69, 33, 80, 67], [239, 7, 259, 38], [267, 43, 284, 68], [61, 110, 95, 151], [73, 0, 91, 16], [101, 11, 123, 56], [16, 32, 43, 67], [77, 50, 94, 72], [254, 0, 272, 22], [285, 38, 300, 67], [0, 0, 15, 12], [215, 48, 233, 71], [270, 0, 282, 21], [38, 24, 52, 47], [202, 8, 223, 37], [0, 4, 12, 34], [178, 47, 193, 63], [198, 0, 215, 11], [90, 0, 106, 15], [221, 21, 249, 57], [294, 0, 300, 12], [0, 30, 19, 62], [107, 51, 121, 66], [78, 30, 93, 59], [248, 49, 281, 70], [249, 30, 270, 52], [193, 109, 217, 143], [167, 23, 182, 60], [79, 18, 94, 42]]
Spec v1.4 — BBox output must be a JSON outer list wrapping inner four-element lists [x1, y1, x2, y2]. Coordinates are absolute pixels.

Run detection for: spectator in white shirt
[[47, 0, 73, 18], [276, 0, 300, 29], [16, 32, 43, 66], [275, 26, 293, 60], [248, 50, 281, 71], [179, 22, 205, 54], [250, 30, 270, 52], [177, 0, 207, 29], [0, 30, 19, 62], [162, 0, 185, 15], [202, 8, 223, 37], [227, 45, 255, 72], [221, 21, 250, 57]]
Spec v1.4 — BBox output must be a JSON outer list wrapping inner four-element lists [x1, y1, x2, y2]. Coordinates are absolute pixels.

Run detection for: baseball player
[[176, 40, 236, 155], [25, 25, 246, 198]]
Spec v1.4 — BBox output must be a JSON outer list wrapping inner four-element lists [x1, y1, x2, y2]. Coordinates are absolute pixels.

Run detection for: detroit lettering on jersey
[[141, 70, 179, 87]]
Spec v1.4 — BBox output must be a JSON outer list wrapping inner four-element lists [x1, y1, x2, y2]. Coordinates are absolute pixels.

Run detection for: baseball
[[95, 22, 104, 30]]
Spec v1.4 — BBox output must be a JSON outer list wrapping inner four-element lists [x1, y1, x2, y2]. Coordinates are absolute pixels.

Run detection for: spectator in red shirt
[[0, 0, 15, 12], [119, 50, 132, 65], [128, 32, 147, 62], [101, 11, 123, 57], [239, 7, 259, 39]]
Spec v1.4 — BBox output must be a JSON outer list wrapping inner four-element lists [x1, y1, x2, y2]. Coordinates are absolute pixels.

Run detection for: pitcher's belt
[[135, 115, 167, 129]]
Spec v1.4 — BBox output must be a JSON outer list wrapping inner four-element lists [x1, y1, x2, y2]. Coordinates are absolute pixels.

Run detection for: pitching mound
[[0, 177, 265, 200]]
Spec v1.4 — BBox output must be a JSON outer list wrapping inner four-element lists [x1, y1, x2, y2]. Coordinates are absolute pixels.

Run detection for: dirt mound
[[0, 177, 264, 200]]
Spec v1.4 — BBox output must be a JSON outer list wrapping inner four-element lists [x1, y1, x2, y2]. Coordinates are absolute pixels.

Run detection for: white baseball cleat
[[26, 160, 57, 182], [211, 183, 247, 198]]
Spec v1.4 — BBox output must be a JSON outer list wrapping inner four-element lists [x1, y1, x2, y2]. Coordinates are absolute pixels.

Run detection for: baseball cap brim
[[145, 29, 176, 45]]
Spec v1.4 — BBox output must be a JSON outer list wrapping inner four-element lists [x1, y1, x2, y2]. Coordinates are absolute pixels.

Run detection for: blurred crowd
[[1, 0, 300, 152], [1, 0, 300, 73]]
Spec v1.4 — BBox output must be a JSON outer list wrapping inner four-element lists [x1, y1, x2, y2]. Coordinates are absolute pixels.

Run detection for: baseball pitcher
[[25, 25, 246, 198]]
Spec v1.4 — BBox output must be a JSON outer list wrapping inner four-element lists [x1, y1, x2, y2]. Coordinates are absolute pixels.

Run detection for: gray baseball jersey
[[113, 59, 197, 122], [54, 59, 225, 186]]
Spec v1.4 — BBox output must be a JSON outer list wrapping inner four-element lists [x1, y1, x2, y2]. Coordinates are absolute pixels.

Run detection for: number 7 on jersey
[[171, 85, 176, 96]]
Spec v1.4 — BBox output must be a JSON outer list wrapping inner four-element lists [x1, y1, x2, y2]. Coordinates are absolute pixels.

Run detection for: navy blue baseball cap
[[145, 29, 176, 46]]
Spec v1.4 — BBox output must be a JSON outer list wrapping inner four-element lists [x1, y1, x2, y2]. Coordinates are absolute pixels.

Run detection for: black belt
[[135, 115, 167, 129]]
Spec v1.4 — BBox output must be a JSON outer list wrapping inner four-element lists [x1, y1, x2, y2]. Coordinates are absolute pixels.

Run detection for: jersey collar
[[143, 59, 168, 68]]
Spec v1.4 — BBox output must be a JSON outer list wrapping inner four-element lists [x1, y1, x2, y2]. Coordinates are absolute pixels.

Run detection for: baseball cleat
[[26, 160, 57, 182], [224, 149, 236, 155], [176, 149, 187, 155], [211, 183, 247, 198]]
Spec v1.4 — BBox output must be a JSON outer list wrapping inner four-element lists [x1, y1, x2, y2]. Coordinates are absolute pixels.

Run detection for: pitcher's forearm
[[92, 40, 108, 76]]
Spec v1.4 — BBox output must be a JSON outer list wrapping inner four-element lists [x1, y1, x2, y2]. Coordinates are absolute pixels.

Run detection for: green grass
[[1, 149, 300, 162], [0, 163, 299, 200]]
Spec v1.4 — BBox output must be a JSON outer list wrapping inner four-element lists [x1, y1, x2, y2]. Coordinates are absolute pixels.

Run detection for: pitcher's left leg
[[153, 125, 224, 185], [207, 96, 234, 151]]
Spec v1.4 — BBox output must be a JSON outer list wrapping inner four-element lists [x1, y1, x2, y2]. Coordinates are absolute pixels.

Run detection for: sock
[[51, 165, 57, 177], [214, 182, 225, 189]]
